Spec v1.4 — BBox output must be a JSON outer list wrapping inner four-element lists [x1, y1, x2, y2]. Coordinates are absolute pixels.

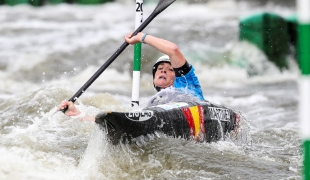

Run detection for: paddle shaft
[[61, 0, 176, 113]]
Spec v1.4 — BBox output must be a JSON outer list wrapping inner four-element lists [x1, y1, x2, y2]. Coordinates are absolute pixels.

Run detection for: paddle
[[60, 0, 176, 113]]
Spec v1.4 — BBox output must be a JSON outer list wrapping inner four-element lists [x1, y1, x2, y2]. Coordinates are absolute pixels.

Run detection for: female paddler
[[58, 32, 205, 121]]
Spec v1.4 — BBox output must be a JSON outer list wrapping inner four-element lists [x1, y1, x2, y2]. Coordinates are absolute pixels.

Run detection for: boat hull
[[95, 101, 238, 144]]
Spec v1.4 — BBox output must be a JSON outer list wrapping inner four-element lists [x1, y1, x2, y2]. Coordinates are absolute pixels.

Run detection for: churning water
[[0, 0, 300, 179]]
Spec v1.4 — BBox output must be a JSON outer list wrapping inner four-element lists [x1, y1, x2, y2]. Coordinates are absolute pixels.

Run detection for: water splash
[[75, 124, 110, 179]]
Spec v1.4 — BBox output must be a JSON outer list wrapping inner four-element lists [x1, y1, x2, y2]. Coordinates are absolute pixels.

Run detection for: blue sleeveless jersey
[[174, 66, 205, 100]]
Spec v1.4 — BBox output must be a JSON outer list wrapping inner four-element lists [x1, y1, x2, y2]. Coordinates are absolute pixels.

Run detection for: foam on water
[[0, 1, 300, 179]]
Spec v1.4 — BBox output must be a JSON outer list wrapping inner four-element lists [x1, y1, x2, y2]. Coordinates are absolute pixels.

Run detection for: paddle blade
[[134, 0, 176, 35], [154, 0, 176, 14]]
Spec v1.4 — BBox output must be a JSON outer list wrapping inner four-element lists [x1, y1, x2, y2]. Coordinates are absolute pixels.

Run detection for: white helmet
[[152, 55, 171, 78]]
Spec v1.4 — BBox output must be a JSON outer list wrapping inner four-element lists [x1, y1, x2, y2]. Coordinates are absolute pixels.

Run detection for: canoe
[[95, 101, 240, 144]]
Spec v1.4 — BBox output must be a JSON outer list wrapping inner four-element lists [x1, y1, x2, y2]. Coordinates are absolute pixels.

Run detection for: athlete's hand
[[57, 101, 81, 116], [125, 32, 143, 45]]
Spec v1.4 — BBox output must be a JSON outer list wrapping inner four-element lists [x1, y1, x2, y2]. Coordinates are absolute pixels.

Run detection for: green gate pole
[[297, 0, 310, 179], [131, 0, 143, 107]]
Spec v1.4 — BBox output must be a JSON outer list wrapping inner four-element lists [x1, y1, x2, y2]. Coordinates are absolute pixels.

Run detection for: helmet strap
[[154, 84, 165, 92]]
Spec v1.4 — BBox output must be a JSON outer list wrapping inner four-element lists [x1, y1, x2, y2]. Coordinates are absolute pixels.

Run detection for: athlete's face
[[153, 62, 175, 88]]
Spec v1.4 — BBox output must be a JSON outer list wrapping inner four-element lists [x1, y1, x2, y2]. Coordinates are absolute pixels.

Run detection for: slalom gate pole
[[131, 0, 144, 107], [297, 0, 310, 179]]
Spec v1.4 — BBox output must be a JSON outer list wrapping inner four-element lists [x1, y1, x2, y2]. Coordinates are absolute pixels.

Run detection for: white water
[[0, 1, 301, 179]]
